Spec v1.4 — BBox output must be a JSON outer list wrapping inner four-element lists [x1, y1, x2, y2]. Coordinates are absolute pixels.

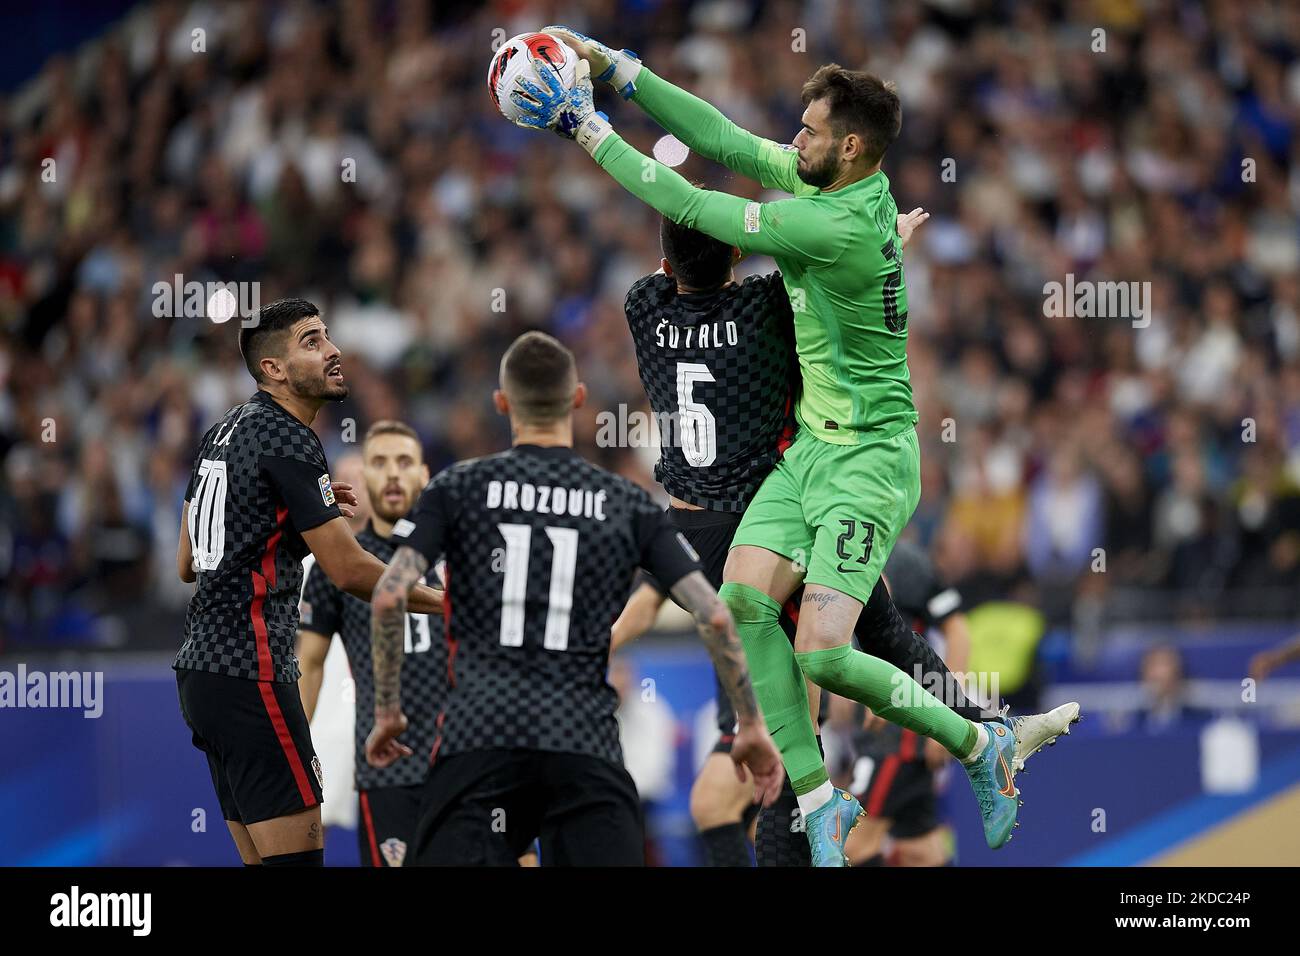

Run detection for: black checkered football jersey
[[392, 444, 702, 765], [175, 390, 342, 683], [884, 540, 963, 635], [299, 523, 445, 790], [624, 271, 799, 512]]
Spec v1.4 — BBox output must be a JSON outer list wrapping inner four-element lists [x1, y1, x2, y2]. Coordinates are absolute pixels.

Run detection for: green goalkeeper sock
[[719, 582, 828, 795], [794, 643, 979, 758]]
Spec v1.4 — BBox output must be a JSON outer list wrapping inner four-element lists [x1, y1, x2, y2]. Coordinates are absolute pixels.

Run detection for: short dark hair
[[239, 298, 320, 383], [363, 420, 422, 457], [801, 64, 901, 167], [499, 331, 577, 425], [660, 213, 734, 290]]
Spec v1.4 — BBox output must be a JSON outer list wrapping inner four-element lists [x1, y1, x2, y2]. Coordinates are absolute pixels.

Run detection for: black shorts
[[643, 507, 809, 754], [414, 749, 644, 866], [358, 784, 423, 867], [851, 727, 938, 840], [176, 668, 323, 826]]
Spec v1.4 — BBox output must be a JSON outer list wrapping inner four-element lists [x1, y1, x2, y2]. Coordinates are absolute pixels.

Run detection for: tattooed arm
[[365, 545, 428, 768]]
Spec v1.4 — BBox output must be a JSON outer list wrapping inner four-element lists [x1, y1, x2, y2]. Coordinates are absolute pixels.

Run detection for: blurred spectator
[[1136, 645, 1213, 734], [1024, 443, 1103, 620]]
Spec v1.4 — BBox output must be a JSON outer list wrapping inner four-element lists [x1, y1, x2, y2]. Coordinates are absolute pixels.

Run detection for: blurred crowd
[[2, 0, 1299, 649]]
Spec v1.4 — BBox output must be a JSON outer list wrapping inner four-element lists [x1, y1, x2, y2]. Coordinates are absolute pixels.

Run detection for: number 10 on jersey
[[189, 458, 228, 571]]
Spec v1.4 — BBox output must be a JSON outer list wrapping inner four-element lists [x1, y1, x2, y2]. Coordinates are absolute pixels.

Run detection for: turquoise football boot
[[963, 721, 1020, 849], [803, 787, 863, 867]]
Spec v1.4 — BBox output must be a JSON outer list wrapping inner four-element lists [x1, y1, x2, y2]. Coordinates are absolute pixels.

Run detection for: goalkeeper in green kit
[[511, 30, 1072, 865]]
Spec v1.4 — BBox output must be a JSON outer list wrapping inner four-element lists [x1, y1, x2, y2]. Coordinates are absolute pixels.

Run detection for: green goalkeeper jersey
[[593, 68, 918, 445]]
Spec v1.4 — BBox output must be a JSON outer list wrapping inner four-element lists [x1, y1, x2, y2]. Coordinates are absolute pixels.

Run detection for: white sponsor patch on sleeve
[[676, 532, 701, 563], [744, 201, 762, 234], [318, 473, 335, 506], [927, 588, 962, 620], [392, 518, 416, 538], [299, 600, 312, 625]]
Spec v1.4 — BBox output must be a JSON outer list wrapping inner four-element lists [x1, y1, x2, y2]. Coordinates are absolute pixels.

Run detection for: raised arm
[[545, 27, 815, 196], [593, 133, 847, 265], [632, 69, 817, 197], [510, 61, 844, 266]]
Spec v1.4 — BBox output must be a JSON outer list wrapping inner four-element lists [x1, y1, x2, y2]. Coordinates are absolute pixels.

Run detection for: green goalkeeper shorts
[[730, 426, 921, 605]]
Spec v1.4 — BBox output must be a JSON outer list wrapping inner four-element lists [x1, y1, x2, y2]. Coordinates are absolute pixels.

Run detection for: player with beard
[[610, 213, 931, 867], [175, 298, 443, 867], [608, 218, 1077, 866], [296, 420, 441, 867], [514, 35, 1082, 863]]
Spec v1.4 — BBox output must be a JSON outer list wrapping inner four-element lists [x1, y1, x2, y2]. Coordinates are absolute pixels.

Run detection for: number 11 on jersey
[[497, 523, 579, 651]]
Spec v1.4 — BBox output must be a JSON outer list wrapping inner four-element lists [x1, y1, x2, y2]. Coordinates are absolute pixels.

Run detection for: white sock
[[796, 781, 835, 819], [959, 722, 990, 765]]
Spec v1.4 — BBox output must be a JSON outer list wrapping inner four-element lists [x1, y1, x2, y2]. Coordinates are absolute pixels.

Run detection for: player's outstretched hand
[[511, 59, 613, 155], [365, 708, 412, 768], [731, 720, 784, 807], [512, 58, 599, 139], [897, 207, 929, 247], [331, 480, 359, 518], [510, 57, 573, 132], [542, 25, 643, 99]]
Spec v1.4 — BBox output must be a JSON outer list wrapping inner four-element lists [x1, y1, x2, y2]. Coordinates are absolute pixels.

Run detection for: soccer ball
[[487, 32, 579, 127]]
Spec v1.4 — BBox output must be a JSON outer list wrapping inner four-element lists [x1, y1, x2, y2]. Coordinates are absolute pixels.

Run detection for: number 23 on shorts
[[834, 519, 874, 574]]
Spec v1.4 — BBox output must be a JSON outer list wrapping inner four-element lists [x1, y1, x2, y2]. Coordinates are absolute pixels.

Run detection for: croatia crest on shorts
[[318, 473, 335, 507], [381, 838, 407, 867]]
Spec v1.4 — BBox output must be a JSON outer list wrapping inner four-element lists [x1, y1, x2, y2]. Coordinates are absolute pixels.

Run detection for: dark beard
[[289, 365, 348, 401], [373, 497, 412, 523], [796, 151, 839, 189]]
